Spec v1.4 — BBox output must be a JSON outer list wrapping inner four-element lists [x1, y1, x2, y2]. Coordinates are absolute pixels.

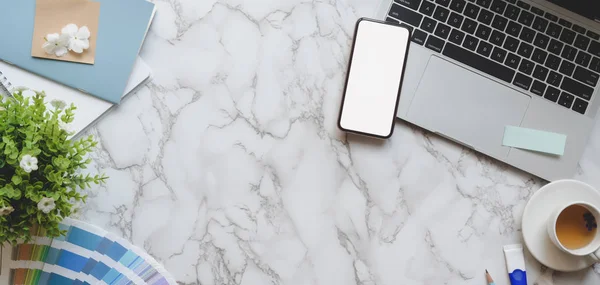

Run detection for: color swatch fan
[[0, 218, 176, 285]]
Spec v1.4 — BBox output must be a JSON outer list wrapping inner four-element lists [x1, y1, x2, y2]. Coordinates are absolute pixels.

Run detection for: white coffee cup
[[547, 201, 600, 259]]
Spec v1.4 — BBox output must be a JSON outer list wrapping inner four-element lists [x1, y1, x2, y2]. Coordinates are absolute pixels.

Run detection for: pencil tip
[[485, 269, 488, 273]]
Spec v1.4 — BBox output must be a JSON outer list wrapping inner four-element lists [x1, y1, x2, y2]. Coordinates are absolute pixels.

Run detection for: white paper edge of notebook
[[0, 57, 151, 137]]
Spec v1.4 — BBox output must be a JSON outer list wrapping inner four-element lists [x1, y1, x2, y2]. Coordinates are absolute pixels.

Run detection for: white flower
[[70, 201, 83, 218], [59, 121, 73, 134], [38, 197, 56, 214], [20, 155, 39, 173], [0, 206, 14, 216], [62, 24, 90, 53], [50, 99, 67, 110], [42, 33, 69, 57]]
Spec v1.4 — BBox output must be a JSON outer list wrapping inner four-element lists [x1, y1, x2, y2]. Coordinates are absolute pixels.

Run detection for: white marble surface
[[78, 0, 600, 284]]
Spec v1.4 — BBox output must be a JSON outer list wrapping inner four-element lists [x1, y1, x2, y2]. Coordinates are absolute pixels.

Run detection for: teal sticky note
[[503, 126, 567, 156]]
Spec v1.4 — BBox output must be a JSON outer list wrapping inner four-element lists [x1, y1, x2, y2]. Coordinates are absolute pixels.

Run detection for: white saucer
[[522, 180, 600, 272]]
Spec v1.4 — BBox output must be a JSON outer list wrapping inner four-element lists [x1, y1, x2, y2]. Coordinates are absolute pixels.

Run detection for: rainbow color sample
[[0, 218, 176, 285]]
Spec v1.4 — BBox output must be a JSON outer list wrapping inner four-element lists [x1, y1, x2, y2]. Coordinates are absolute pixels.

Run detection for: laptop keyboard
[[386, 0, 600, 115]]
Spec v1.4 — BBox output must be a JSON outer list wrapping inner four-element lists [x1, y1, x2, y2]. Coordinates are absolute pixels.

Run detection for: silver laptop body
[[376, 0, 600, 181]]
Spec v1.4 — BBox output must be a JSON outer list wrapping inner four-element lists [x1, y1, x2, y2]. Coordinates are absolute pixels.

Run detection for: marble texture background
[[78, 0, 600, 284]]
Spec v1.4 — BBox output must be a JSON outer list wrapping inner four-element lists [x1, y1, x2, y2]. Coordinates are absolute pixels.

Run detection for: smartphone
[[338, 18, 411, 139]]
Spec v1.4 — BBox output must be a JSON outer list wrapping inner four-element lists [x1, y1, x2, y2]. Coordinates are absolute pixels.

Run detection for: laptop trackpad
[[407, 56, 530, 158]]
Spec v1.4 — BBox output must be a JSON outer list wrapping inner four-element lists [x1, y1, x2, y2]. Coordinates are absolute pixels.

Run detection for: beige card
[[31, 0, 100, 64]]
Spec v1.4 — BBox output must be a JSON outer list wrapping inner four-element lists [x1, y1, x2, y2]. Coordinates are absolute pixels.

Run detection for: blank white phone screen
[[339, 20, 410, 138]]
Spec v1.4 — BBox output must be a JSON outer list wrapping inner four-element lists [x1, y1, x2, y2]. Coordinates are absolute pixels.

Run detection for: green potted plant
[[0, 90, 106, 244]]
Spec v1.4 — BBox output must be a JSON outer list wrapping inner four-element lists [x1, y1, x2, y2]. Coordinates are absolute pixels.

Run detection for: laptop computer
[[376, 0, 600, 181]]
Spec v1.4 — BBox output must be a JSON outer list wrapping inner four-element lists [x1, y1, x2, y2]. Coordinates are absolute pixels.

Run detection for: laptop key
[[559, 61, 575, 77], [450, 0, 467, 12], [546, 22, 562, 38], [544, 86, 560, 102], [547, 71, 562, 87], [421, 17, 437, 33], [475, 25, 491, 40], [433, 6, 450, 22], [395, 0, 422, 10], [560, 29, 576, 45], [531, 80, 546, 96], [425, 35, 446, 52], [478, 9, 494, 25], [507, 21, 522, 37], [572, 98, 589, 115], [532, 17, 548, 33], [435, 23, 452, 39], [545, 54, 561, 70], [504, 4, 520, 21], [490, 0, 506, 14], [465, 3, 480, 19], [463, 34, 479, 51], [548, 39, 563, 55], [590, 57, 600, 73], [544, 12, 558, 22], [490, 30, 506, 46], [504, 36, 519, 52], [505, 0, 515, 3], [573, 24, 586, 35], [573, 66, 599, 87], [436, 0, 451, 7], [449, 29, 466, 45], [519, 27, 536, 43], [477, 41, 493, 57], [530, 6, 544, 17], [386, 17, 400, 24], [443, 42, 516, 83], [587, 31, 600, 41], [575, 51, 592, 67], [558, 92, 575, 108], [461, 18, 478, 34], [517, 42, 533, 58], [516, 0, 529, 9], [412, 29, 428, 45], [420, 0, 436, 16], [533, 65, 549, 81], [513, 73, 533, 90], [588, 41, 600, 57], [561, 45, 577, 61], [492, 15, 509, 31], [518, 11, 534, 26], [505, 53, 521, 69], [448, 12, 464, 28], [491, 47, 508, 63], [389, 4, 424, 27], [475, 0, 491, 8], [574, 35, 591, 51], [532, 48, 547, 64], [519, 59, 535, 75], [561, 77, 594, 100], [533, 33, 549, 49], [558, 18, 572, 28]]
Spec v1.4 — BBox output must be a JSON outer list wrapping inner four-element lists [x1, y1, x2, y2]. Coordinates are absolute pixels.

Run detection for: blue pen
[[503, 244, 528, 285]]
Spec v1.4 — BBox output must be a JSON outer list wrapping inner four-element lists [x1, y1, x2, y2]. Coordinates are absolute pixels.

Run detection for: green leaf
[[0, 91, 107, 243], [11, 175, 22, 185]]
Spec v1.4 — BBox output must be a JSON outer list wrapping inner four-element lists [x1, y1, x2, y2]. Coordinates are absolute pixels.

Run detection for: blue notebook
[[0, 0, 155, 103]]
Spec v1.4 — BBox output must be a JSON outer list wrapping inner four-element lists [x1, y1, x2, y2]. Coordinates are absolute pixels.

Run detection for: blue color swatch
[[56, 250, 88, 273]]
